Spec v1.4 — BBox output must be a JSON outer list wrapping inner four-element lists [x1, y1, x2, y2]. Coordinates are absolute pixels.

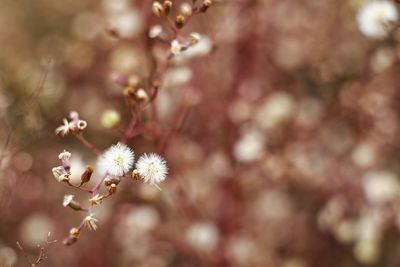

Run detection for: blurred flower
[[136, 153, 168, 184], [19, 214, 54, 247], [357, 0, 398, 39], [149, 24, 163, 38], [52, 166, 70, 182], [171, 40, 183, 55], [101, 109, 121, 128], [255, 92, 295, 130], [98, 143, 135, 176], [233, 128, 266, 163], [108, 9, 142, 39], [0, 246, 17, 267], [362, 171, 400, 204], [186, 222, 219, 252]]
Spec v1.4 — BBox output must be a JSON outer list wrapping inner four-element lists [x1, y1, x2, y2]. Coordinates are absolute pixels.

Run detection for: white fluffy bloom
[[136, 153, 168, 184], [357, 0, 398, 39], [98, 143, 134, 176]]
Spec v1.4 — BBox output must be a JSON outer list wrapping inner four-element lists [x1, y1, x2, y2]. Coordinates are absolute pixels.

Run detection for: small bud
[[80, 165, 94, 186], [63, 236, 77, 246], [180, 3, 192, 16], [171, 39, 183, 55], [152, 1, 163, 17], [104, 176, 121, 186], [123, 86, 136, 98], [108, 183, 117, 194], [149, 25, 163, 39], [163, 1, 173, 16], [70, 227, 81, 238], [135, 88, 150, 103], [132, 169, 141, 180], [77, 120, 87, 131], [189, 32, 201, 46], [175, 15, 185, 29], [63, 195, 84, 211], [200, 0, 212, 12]]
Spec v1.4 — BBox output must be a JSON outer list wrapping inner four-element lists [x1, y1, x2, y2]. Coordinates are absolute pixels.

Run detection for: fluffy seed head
[[98, 143, 135, 176], [357, 0, 398, 39], [136, 153, 168, 184]]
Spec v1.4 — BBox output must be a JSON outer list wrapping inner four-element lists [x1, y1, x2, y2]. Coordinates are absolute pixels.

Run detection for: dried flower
[[80, 165, 94, 186], [52, 166, 70, 182], [136, 153, 168, 185], [63, 195, 74, 207], [84, 215, 99, 231], [171, 40, 183, 55], [63, 195, 83, 210], [175, 15, 185, 29], [58, 150, 71, 171], [357, 0, 398, 39], [163, 1, 173, 16], [152, 1, 163, 17], [189, 32, 201, 46], [108, 184, 117, 194], [89, 194, 103, 206], [98, 143, 135, 176], [104, 176, 121, 186], [55, 119, 71, 137]]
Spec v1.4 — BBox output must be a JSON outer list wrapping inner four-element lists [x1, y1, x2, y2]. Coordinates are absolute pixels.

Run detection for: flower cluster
[[51, 141, 168, 245]]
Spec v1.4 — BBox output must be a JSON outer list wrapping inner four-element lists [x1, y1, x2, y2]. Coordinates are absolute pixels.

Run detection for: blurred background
[[2, 0, 400, 266]]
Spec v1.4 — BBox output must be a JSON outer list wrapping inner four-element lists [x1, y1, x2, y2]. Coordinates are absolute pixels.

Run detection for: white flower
[[171, 40, 183, 55], [55, 119, 71, 136], [52, 166, 70, 182], [98, 143, 134, 176], [136, 153, 168, 184], [357, 0, 398, 39]]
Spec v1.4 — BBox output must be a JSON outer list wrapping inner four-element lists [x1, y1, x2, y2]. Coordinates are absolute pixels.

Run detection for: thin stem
[[64, 181, 92, 193], [74, 133, 102, 156]]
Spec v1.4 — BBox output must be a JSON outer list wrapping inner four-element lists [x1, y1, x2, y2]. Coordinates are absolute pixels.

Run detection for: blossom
[[83, 215, 98, 231], [136, 153, 168, 184], [63, 195, 75, 207], [55, 119, 71, 136], [58, 150, 71, 170], [357, 0, 398, 39], [89, 194, 103, 206], [52, 166, 70, 182], [98, 143, 135, 176], [171, 40, 183, 55]]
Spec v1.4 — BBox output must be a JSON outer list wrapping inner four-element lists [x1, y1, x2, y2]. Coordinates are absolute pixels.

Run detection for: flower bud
[[63, 195, 84, 211], [181, 3, 192, 16], [104, 176, 121, 186], [80, 165, 94, 186], [152, 1, 163, 17], [131, 169, 141, 180], [200, 0, 212, 12], [108, 183, 117, 194], [175, 15, 185, 29], [135, 88, 150, 103], [163, 1, 173, 16]]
